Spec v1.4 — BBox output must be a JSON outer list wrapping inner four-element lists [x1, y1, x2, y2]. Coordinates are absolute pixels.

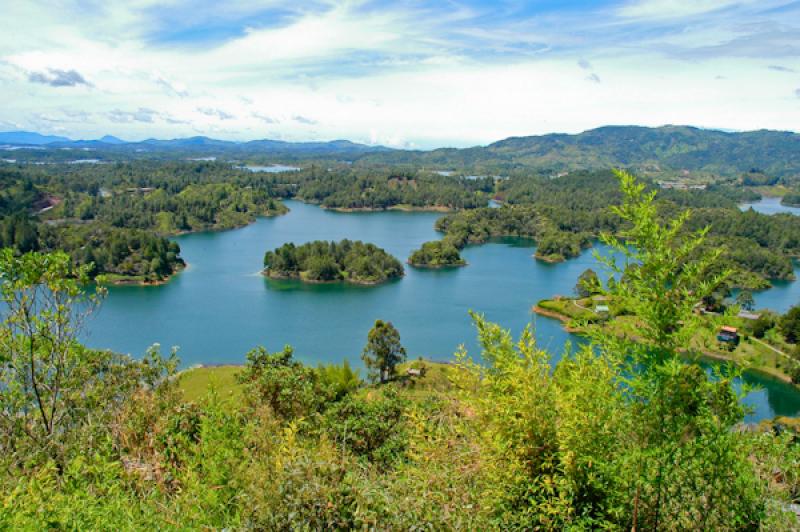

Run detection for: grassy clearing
[[177, 365, 243, 403], [177, 359, 460, 404], [535, 297, 798, 384]]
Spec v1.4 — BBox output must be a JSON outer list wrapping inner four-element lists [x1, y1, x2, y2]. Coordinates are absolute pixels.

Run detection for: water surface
[[740, 196, 800, 216], [85, 200, 800, 421]]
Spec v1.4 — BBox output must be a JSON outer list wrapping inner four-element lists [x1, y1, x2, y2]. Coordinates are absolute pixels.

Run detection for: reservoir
[[86, 200, 800, 421]]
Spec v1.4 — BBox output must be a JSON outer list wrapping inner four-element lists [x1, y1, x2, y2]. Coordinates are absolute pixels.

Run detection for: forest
[[1, 173, 798, 529], [406, 170, 800, 284], [3, 160, 800, 286], [291, 168, 493, 210], [0, 164, 289, 282], [263, 239, 404, 284]]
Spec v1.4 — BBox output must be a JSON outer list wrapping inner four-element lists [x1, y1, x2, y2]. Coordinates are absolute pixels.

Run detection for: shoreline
[[262, 269, 402, 286], [532, 304, 798, 387], [105, 262, 188, 287], [317, 203, 454, 213], [534, 254, 566, 264], [407, 261, 467, 269], [169, 207, 289, 237]]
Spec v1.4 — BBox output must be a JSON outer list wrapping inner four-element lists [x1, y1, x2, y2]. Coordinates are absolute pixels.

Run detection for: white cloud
[[618, 0, 745, 19], [0, 1, 797, 145]]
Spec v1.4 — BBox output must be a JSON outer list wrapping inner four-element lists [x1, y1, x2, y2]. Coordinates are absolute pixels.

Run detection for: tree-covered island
[[408, 205, 592, 267], [263, 239, 404, 284], [407, 239, 466, 268]]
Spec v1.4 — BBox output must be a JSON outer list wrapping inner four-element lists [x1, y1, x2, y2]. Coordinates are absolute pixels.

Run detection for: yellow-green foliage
[[178, 365, 242, 403], [3, 171, 800, 529]]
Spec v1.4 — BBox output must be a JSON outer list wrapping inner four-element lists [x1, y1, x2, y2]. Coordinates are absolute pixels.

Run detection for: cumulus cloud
[[197, 107, 234, 120], [1, 0, 799, 144], [28, 68, 90, 87]]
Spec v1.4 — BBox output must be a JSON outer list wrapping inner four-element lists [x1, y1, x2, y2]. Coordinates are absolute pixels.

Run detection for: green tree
[[597, 169, 758, 529], [0, 250, 175, 466], [575, 268, 600, 298], [779, 305, 800, 343], [361, 320, 406, 383], [238, 345, 325, 419], [736, 289, 755, 311], [749, 312, 776, 339]]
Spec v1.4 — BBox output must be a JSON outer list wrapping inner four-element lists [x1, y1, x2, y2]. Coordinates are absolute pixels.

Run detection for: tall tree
[[361, 320, 406, 383], [574, 268, 599, 298], [0, 249, 175, 466], [736, 289, 755, 311]]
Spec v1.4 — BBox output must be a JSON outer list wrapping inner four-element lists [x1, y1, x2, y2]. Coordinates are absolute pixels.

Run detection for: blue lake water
[[85, 200, 800, 421], [240, 164, 300, 173], [740, 196, 800, 216]]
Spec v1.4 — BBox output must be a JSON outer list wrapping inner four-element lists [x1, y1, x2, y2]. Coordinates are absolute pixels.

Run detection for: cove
[[85, 200, 800, 422]]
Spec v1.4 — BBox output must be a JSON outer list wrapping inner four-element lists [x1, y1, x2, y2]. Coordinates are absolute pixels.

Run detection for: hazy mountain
[[2, 126, 799, 177], [0, 131, 71, 145], [99, 135, 125, 144], [0, 131, 391, 160]]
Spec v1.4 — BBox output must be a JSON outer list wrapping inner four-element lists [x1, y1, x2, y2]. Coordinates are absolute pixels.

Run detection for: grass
[[537, 298, 596, 322], [398, 359, 459, 393], [177, 365, 243, 403], [176, 359, 460, 404], [535, 296, 799, 385]]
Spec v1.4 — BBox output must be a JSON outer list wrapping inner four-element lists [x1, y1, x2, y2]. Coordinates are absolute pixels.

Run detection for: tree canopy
[[264, 240, 404, 284]]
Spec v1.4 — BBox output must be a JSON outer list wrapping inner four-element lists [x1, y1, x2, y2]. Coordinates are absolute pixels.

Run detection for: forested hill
[[360, 126, 800, 178], [4, 126, 800, 177]]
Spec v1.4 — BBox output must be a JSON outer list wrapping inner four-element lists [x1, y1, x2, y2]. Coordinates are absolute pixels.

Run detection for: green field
[[177, 365, 243, 403]]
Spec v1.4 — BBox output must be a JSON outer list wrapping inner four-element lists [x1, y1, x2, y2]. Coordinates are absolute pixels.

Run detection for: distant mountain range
[[361, 125, 800, 178], [2, 125, 799, 177], [0, 131, 391, 158], [0, 131, 72, 145]]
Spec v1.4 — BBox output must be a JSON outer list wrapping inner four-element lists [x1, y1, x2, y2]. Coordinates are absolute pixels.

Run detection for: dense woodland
[[0, 164, 289, 282], [406, 171, 800, 284], [358, 125, 800, 179], [4, 160, 800, 286], [292, 168, 492, 210], [1, 175, 799, 529], [263, 240, 404, 284]]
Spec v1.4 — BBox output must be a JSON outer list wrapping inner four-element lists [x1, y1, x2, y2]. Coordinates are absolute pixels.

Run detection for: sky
[[1, 0, 799, 148]]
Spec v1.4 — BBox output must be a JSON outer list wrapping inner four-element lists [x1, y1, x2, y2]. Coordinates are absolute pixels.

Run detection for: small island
[[408, 239, 466, 268], [263, 239, 404, 285]]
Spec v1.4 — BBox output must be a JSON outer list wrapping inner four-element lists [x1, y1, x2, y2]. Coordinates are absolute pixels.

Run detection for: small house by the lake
[[717, 326, 740, 347]]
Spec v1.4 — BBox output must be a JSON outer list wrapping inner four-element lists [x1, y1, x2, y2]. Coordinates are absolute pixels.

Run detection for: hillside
[[3, 126, 799, 177], [360, 125, 800, 179]]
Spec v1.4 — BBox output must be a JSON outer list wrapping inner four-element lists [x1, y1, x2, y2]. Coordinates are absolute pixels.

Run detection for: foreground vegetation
[[1, 171, 799, 529], [263, 240, 404, 284]]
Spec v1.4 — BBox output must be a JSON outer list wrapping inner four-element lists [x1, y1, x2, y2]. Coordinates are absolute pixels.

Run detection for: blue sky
[[1, 0, 798, 147]]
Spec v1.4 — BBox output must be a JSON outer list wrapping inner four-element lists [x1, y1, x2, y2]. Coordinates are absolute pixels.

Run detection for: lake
[[740, 196, 800, 216], [239, 164, 300, 173], [738, 197, 800, 313], [85, 200, 800, 422]]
